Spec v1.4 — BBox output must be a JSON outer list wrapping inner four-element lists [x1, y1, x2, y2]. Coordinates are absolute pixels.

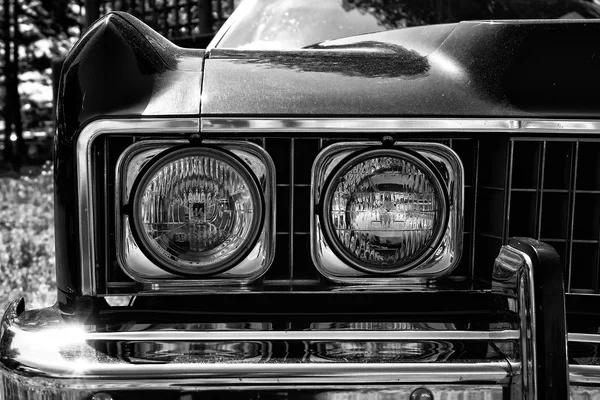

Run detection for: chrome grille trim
[[570, 365, 600, 384], [81, 118, 600, 294], [569, 333, 600, 343], [201, 117, 600, 133], [76, 118, 200, 296], [202, 118, 521, 132]]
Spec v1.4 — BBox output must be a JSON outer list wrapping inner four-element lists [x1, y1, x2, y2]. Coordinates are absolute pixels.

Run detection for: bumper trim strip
[[84, 329, 520, 341], [3, 361, 514, 382]]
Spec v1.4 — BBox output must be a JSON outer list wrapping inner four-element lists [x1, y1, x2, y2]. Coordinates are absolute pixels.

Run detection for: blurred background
[[0, 0, 594, 311]]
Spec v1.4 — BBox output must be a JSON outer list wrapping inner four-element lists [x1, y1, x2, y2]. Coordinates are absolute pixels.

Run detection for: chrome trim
[[83, 329, 520, 342], [0, 373, 506, 398], [7, 361, 513, 382], [200, 117, 600, 133], [569, 333, 600, 343], [317, 147, 450, 276], [310, 141, 463, 283], [0, 374, 508, 398], [202, 118, 520, 132], [0, 301, 516, 384], [519, 262, 537, 400], [516, 248, 538, 400], [521, 120, 600, 132], [570, 365, 600, 384], [492, 245, 538, 400], [115, 139, 276, 285], [76, 118, 200, 296]]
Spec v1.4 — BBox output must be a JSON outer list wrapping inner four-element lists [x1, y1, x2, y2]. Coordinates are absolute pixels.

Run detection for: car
[[1, 1, 600, 399]]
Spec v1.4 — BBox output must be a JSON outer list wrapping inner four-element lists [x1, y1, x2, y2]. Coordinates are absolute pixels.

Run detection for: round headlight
[[130, 146, 264, 276], [320, 147, 448, 274]]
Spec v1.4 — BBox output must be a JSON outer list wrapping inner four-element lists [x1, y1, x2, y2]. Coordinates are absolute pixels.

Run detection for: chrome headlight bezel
[[115, 140, 275, 286], [318, 146, 450, 275], [129, 145, 265, 277], [311, 141, 463, 284]]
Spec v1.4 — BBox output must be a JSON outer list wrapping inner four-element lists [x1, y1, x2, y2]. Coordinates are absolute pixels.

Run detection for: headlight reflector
[[320, 148, 448, 274], [131, 146, 264, 276]]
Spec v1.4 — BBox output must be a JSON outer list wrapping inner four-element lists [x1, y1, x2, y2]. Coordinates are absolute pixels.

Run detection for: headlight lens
[[131, 146, 264, 276], [320, 148, 448, 274]]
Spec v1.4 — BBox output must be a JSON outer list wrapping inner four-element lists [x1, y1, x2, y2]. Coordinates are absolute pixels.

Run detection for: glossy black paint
[[54, 12, 202, 307], [203, 20, 600, 117], [509, 237, 569, 400], [93, 286, 518, 328], [228, 42, 431, 79]]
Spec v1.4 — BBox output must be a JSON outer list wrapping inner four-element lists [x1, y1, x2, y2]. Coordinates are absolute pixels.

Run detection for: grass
[[0, 163, 56, 312]]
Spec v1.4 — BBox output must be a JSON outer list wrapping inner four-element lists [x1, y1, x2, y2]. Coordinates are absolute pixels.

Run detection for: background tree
[[0, 0, 81, 171]]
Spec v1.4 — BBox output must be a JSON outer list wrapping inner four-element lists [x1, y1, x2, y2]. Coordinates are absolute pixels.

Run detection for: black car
[[1, 1, 600, 399]]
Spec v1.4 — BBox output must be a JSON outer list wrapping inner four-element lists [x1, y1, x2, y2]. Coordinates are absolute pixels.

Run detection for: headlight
[[116, 141, 275, 284], [320, 148, 448, 274], [311, 141, 463, 283], [130, 146, 264, 276]]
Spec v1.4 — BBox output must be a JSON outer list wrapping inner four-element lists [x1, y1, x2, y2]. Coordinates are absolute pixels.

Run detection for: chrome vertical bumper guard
[[493, 237, 569, 399]]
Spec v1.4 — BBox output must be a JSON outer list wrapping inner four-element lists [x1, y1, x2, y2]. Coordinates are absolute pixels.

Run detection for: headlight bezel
[[317, 146, 450, 275], [311, 141, 463, 284], [128, 144, 266, 277], [115, 139, 276, 286]]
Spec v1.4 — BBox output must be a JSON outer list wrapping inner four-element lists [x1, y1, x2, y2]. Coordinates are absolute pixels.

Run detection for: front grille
[[94, 133, 600, 294], [263, 135, 600, 291]]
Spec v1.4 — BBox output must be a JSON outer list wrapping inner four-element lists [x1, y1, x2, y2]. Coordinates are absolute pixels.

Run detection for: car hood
[[201, 20, 600, 118]]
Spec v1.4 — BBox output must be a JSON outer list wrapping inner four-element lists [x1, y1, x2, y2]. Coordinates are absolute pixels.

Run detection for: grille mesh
[[508, 139, 600, 292], [97, 134, 600, 293]]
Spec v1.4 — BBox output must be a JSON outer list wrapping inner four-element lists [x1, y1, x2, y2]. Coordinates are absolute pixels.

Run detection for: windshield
[[216, 0, 593, 50]]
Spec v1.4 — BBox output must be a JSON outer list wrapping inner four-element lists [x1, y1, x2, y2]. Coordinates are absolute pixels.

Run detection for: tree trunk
[[2, 0, 24, 172], [84, 0, 100, 29]]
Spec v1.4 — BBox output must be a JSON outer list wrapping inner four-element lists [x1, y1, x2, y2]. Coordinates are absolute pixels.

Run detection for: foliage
[[0, 163, 55, 311], [17, 0, 82, 70], [1, 0, 82, 161]]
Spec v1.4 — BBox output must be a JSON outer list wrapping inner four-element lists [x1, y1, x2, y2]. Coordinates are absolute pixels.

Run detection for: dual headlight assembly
[[116, 139, 462, 285]]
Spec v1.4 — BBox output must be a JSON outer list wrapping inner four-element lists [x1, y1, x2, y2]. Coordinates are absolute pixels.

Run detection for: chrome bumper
[[0, 238, 585, 399], [0, 297, 519, 399]]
